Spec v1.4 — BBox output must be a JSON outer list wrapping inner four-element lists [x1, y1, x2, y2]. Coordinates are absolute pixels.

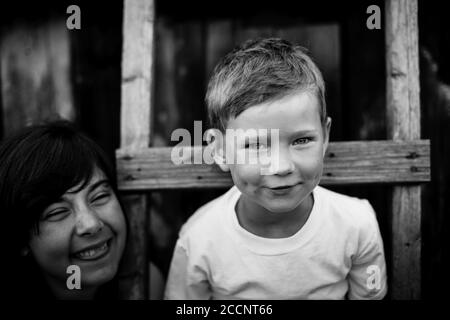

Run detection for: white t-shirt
[[165, 185, 387, 300]]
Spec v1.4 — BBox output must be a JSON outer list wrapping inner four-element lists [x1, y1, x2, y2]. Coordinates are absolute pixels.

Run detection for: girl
[[0, 120, 127, 299]]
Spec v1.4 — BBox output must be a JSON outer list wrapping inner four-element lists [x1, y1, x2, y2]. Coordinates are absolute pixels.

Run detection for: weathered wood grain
[[386, 0, 421, 300], [121, 0, 154, 150], [116, 140, 430, 190], [0, 19, 74, 136], [118, 0, 154, 300]]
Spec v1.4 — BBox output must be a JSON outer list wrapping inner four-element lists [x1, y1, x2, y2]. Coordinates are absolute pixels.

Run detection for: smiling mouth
[[73, 239, 112, 261], [269, 183, 301, 190], [271, 186, 294, 190]]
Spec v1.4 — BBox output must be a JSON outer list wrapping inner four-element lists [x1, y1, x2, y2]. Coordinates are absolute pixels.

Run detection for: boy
[[165, 38, 387, 299]]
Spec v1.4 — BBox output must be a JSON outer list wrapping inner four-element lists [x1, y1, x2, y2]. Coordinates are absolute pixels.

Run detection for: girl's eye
[[91, 193, 111, 205], [293, 137, 312, 145], [43, 209, 70, 222]]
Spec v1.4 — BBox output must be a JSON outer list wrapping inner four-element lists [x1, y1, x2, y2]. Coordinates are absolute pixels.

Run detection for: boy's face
[[219, 91, 331, 214]]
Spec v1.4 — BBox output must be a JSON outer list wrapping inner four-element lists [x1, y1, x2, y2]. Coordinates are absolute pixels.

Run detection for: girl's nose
[[75, 207, 104, 236]]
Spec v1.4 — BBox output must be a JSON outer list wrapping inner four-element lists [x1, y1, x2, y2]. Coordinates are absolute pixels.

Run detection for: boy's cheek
[[301, 160, 324, 182], [230, 164, 264, 184], [293, 150, 325, 169]]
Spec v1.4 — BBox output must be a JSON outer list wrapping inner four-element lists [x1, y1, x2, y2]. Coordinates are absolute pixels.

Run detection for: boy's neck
[[235, 192, 314, 239]]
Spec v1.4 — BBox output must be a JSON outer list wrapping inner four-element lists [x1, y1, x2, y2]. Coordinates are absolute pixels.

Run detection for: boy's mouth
[[269, 183, 301, 190], [266, 183, 302, 194], [271, 186, 292, 190]]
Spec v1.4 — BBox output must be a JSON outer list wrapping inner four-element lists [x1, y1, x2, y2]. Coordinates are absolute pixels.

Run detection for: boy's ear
[[322, 117, 332, 157], [205, 129, 230, 172]]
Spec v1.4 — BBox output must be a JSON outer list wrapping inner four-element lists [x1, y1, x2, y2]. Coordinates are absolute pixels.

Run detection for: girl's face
[[28, 167, 127, 295]]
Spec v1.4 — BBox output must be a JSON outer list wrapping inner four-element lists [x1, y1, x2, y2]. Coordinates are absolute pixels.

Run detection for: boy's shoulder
[[315, 185, 378, 230], [315, 185, 371, 207], [178, 186, 239, 239]]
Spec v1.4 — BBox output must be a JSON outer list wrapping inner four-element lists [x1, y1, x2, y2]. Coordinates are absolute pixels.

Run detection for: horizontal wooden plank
[[116, 140, 430, 190]]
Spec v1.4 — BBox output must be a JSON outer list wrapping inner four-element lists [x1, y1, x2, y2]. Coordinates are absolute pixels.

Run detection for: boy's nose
[[75, 207, 104, 236], [273, 149, 295, 176]]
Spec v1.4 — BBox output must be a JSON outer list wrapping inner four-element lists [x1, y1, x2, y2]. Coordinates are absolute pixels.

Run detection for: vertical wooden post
[[121, 0, 154, 150], [385, 0, 421, 299], [118, 0, 155, 299]]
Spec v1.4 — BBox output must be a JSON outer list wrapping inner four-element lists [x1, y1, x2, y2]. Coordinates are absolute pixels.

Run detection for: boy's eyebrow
[[292, 129, 318, 135], [238, 129, 318, 139], [233, 129, 319, 144], [241, 133, 270, 143]]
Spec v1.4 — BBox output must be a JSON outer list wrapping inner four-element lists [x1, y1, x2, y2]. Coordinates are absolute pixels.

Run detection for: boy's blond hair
[[206, 38, 327, 132]]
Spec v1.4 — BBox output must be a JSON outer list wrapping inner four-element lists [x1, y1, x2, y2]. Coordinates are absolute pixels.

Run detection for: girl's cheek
[[34, 220, 73, 246], [105, 201, 127, 233]]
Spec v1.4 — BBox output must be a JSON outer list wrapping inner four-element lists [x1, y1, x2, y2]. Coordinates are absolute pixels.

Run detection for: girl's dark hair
[[0, 120, 122, 299]]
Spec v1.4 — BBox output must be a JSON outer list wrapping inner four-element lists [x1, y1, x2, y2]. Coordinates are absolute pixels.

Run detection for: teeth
[[76, 242, 108, 259]]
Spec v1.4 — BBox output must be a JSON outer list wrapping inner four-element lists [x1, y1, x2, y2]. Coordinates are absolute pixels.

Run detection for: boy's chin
[[261, 200, 303, 214]]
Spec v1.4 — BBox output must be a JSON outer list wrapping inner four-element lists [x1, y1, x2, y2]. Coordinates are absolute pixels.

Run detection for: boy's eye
[[43, 208, 70, 222], [245, 142, 267, 150], [292, 137, 312, 145]]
